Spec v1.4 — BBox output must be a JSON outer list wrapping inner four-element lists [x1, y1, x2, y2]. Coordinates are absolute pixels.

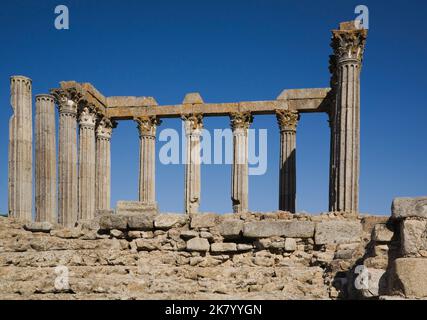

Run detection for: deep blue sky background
[[0, 0, 426, 215]]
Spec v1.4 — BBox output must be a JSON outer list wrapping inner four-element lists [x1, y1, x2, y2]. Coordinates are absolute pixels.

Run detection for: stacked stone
[[35, 94, 57, 223], [8, 76, 33, 221], [230, 112, 253, 213], [389, 197, 427, 298]]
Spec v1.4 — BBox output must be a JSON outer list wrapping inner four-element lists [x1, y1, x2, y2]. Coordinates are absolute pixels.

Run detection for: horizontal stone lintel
[[57, 81, 331, 120]]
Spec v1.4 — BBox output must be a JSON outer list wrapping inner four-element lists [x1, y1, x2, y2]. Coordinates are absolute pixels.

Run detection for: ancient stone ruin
[[2, 21, 427, 300]]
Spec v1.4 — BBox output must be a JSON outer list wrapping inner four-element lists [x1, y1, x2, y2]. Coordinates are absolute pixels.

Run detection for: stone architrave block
[[392, 197, 427, 219]]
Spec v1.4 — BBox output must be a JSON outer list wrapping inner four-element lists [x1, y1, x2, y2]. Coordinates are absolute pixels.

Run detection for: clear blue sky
[[0, 0, 426, 216]]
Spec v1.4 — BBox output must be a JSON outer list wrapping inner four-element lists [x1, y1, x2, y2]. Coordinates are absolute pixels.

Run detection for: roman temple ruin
[[7, 22, 367, 225]]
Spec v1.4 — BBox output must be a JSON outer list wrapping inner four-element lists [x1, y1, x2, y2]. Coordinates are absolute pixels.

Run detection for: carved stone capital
[[276, 110, 299, 132], [331, 28, 367, 64], [78, 105, 97, 128], [96, 117, 116, 140], [182, 113, 203, 135], [50, 88, 83, 115], [230, 112, 253, 131], [136, 116, 161, 137]]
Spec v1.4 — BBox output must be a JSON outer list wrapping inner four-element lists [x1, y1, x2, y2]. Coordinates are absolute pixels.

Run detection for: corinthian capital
[[50, 88, 83, 115], [96, 117, 116, 140], [182, 113, 203, 135], [136, 116, 161, 137], [276, 110, 299, 132], [331, 22, 367, 64], [230, 112, 253, 131], [78, 105, 97, 128]]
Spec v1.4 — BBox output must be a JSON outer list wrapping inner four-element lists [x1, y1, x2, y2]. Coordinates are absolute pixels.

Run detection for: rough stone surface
[[127, 214, 155, 230], [99, 215, 128, 230], [315, 221, 362, 245], [211, 243, 237, 253], [186, 237, 210, 252], [24, 222, 53, 233], [154, 214, 187, 230], [400, 219, 427, 256], [391, 258, 427, 298], [218, 219, 244, 239], [392, 197, 427, 219], [243, 221, 314, 238], [190, 214, 220, 229], [373, 223, 395, 242]]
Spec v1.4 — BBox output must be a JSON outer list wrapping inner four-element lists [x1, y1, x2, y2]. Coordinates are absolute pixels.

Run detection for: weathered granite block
[[99, 215, 128, 230], [116, 201, 157, 215], [218, 219, 244, 239], [391, 258, 427, 298], [127, 213, 155, 230], [186, 238, 210, 252], [243, 221, 314, 238], [314, 221, 362, 245], [190, 214, 221, 229], [392, 197, 427, 219], [154, 214, 188, 230], [400, 219, 427, 256], [210, 242, 237, 253], [372, 223, 395, 242], [24, 222, 53, 233]]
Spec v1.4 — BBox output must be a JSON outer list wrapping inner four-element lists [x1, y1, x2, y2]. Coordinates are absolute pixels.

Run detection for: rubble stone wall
[[0, 201, 426, 300]]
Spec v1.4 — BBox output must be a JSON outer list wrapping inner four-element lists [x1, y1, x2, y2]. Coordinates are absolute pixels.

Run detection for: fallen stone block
[[116, 201, 158, 215], [243, 221, 314, 238], [210, 242, 237, 253], [315, 221, 362, 245], [391, 258, 427, 298], [180, 230, 199, 239], [392, 197, 427, 219], [186, 237, 210, 252], [284, 238, 297, 252]]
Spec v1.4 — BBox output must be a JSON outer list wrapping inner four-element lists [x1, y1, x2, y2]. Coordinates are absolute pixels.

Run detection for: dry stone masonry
[[4, 21, 427, 299]]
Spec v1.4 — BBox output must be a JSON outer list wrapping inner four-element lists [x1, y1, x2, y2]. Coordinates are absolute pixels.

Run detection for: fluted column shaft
[[8, 76, 32, 221], [329, 24, 367, 213], [52, 88, 80, 227], [276, 110, 299, 213], [230, 112, 252, 213], [95, 118, 114, 212], [78, 106, 97, 220], [35, 94, 57, 223], [182, 114, 203, 215], [136, 116, 160, 208]]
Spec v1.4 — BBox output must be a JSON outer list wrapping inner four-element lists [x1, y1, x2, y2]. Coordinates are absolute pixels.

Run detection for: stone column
[[329, 22, 367, 213], [276, 110, 299, 213], [8, 76, 32, 221], [35, 94, 57, 223], [95, 117, 115, 213], [182, 113, 203, 215], [78, 104, 97, 220], [136, 116, 160, 210], [230, 112, 253, 213], [51, 88, 81, 227]]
